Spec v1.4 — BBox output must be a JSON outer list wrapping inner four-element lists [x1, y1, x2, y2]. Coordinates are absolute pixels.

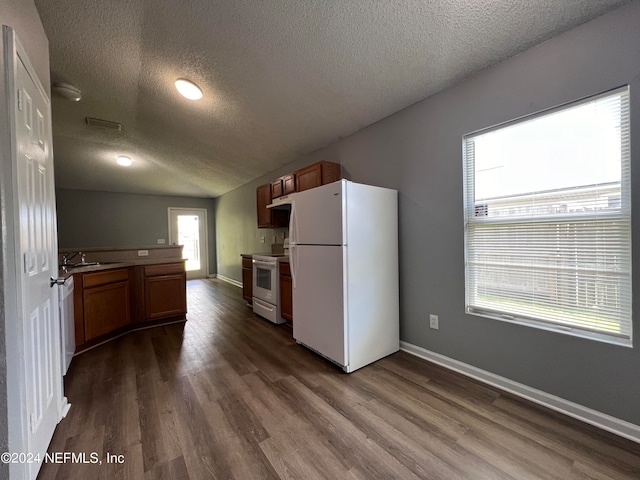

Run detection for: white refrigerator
[[289, 179, 399, 373]]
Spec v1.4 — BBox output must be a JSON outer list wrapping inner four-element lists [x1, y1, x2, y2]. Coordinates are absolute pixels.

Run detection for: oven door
[[252, 258, 277, 303]]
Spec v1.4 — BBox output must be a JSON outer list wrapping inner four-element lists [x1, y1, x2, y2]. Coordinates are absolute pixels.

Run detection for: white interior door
[[168, 207, 208, 279], [10, 30, 63, 480]]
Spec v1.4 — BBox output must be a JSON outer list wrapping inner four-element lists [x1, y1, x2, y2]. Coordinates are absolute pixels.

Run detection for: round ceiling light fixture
[[116, 155, 132, 167], [52, 82, 82, 101], [175, 78, 203, 100]]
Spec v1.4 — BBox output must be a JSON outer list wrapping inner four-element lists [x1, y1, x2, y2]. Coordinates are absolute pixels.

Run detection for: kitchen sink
[[63, 261, 118, 268]]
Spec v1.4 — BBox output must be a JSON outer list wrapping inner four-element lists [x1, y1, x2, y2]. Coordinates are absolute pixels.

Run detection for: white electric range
[[252, 254, 287, 324]]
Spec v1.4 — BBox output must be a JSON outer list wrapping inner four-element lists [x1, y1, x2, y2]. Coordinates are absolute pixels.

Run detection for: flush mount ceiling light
[[52, 82, 82, 101], [116, 155, 132, 167], [175, 78, 203, 100]]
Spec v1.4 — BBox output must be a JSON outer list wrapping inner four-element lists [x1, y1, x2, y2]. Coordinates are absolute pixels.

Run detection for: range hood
[[267, 194, 294, 209]]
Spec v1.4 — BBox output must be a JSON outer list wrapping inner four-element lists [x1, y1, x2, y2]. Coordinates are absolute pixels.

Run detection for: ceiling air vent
[[85, 117, 122, 131]]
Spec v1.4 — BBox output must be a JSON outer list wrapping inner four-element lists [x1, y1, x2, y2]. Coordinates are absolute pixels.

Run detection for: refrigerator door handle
[[290, 244, 297, 289], [289, 202, 298, 246], [289, 201, 297, 288]]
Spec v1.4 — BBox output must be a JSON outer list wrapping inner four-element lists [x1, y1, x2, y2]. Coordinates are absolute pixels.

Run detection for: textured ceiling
[[35, 0, 630, 198]]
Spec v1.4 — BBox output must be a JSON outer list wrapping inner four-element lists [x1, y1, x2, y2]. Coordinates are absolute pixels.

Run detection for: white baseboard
[[214, 274, 242, 288], [400, 341, 640, 445]]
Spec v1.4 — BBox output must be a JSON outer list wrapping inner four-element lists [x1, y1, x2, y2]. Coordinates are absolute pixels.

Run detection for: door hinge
[[29, 412, 35, 432], [17, 89, 23, 111], [23, 253, 27, 273]]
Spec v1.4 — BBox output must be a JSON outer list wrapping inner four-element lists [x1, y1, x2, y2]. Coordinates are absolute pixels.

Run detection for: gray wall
[[56, 189, 217, 275], [0, 1, 50, 477], [214, 1, 640, 427]]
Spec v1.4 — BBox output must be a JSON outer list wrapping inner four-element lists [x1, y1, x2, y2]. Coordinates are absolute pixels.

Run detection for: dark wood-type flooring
[[38, 279, 640, 479]]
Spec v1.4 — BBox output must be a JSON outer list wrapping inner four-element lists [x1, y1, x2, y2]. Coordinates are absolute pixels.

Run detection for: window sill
[[466, 307, 633, 348]]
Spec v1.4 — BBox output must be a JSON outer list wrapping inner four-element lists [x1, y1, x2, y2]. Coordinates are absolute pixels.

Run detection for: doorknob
[[50, 276, 65, 287]]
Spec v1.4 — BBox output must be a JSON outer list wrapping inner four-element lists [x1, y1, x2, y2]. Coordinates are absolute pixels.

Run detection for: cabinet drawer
[[242, 256, 253, 269], [83, 268, 129, 288], [279, 262, 291, 276], [144, 262, 185, 277]]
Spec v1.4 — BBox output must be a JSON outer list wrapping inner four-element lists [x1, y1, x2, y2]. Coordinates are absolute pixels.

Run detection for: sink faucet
[[62, 251, 82, 265]]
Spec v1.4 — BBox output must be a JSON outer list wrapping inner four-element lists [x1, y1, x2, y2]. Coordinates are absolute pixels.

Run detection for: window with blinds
[[463, 87, 631, 346]]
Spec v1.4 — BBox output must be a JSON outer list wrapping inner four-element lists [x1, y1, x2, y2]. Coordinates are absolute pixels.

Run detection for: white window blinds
[[463, 87, 632, 345]]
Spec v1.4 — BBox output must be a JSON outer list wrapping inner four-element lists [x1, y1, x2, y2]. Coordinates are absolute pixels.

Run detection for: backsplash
[[58, 245, 184, 265]]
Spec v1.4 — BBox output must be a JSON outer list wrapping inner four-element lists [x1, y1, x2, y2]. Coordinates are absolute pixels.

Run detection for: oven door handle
[[252, 260, 277, 269]]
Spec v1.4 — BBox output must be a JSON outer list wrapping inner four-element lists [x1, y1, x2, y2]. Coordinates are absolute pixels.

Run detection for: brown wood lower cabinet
[[279, 261, 293, 323], [84, 281, 130, 341], [143, 263, 187, 320], [77, 268, 131, 344], [74, 262, 187, 352], [242, 255, 253, 304]]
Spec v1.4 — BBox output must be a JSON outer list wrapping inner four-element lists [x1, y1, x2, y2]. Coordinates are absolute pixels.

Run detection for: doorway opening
[[168, 208, 208, 279]]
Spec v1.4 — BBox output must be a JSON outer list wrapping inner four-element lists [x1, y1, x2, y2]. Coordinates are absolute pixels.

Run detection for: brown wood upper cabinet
[[271, 173, 296, 200], [295, 161, 342, 193], [282, 174, 296, 195], [257, 161, 342, 228], [257, 183, 288, 229], [271, 178, 284, 199]]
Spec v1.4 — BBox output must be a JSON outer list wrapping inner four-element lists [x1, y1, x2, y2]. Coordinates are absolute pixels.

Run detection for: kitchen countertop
[[58, 258, 186, 279]]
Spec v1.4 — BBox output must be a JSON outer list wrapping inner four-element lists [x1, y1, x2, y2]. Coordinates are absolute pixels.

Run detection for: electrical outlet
[[260, 235, 265, 243], [429, 314, 439, 330], [138, 249, 149, 257], [157, 238, 165, 244]]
